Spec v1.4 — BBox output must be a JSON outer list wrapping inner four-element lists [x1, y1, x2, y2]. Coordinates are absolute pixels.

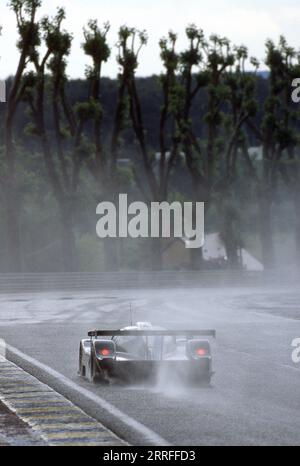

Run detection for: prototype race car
[[79, 322, 216, 385]]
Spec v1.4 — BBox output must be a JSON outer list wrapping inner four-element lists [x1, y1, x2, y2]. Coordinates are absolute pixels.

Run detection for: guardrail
[[0, 270, 295, 293]]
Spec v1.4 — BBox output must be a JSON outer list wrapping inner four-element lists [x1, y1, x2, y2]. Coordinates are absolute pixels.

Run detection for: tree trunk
[[188, 184, 207, 271], [222, 235, 240, 268], [103, 238, 118, 272], [4, 181, 22, 272], [220, 203, 241, 269], [150, 238, 162, 271], [60, 202, 78, 272], [4, 125, 22, 272], [101, 190, 119, 272], [190, 248, 204, 270], [258, 187, 274, 269]]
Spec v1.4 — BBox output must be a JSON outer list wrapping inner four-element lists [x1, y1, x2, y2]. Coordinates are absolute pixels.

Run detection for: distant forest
[[1, 74, 269, 150]]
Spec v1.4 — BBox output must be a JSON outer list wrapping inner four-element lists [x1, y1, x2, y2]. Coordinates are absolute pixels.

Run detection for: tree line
[[0, 0, 300, 273]]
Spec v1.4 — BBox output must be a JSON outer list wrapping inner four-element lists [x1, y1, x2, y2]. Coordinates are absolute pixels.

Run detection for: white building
[[162, 232, 263, 271]]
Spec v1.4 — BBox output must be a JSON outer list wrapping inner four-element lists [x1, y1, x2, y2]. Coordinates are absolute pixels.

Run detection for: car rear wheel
[[202, 374, 212, 385], [90, 354, 104, 383], [78, 347, 84, 376], [189, 372, 212, 387]]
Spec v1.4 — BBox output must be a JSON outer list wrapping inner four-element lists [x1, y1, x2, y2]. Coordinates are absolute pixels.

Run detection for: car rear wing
[[88, 329, 216, 338]]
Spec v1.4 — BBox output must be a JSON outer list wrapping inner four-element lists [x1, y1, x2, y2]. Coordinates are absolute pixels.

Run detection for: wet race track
[[0, 283, 299, 445]]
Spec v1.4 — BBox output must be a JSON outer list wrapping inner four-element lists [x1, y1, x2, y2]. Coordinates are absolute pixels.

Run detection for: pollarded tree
[[217, 46, 259, 267], [171, 28, 256, 268], [22, 8, 87, 271], [117, 27, 183, 269], [4, 0, 41, 272], [82, 25, 182, 270], [81, 20, 124, 270], [158, 31, 181, 201], [245, 36, 300, 268], [81, 20, 110, 186]]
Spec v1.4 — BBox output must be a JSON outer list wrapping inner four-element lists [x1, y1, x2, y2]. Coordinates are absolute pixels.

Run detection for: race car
[[78, 322, 216, 385]]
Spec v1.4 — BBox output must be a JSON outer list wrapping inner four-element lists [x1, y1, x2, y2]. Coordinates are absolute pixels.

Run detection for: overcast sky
[[1, 0, 300, 79]]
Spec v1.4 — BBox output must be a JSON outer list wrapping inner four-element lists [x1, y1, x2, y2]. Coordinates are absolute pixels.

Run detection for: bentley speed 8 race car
[[79, 322, 216, 385]]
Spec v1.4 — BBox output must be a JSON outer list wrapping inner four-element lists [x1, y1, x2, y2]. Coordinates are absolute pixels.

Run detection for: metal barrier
[[0, 270, 292, 293]]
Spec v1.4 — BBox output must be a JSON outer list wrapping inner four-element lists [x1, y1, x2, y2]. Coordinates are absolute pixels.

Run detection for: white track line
[[6, 343, 171, 446]]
